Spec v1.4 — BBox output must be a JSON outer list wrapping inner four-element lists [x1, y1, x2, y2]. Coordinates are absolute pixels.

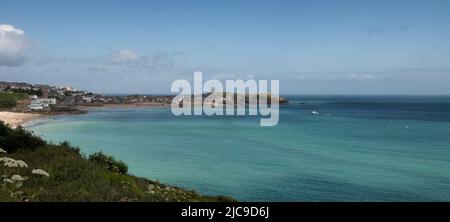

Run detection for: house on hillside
[[29, 98, 57, 111]]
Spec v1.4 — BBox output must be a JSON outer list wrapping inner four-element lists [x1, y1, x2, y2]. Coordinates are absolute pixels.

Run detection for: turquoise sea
[[27, 96, 450, 201]]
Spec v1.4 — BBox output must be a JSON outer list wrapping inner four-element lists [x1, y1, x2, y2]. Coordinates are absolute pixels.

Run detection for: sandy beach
[[0, 111, 43, 128]]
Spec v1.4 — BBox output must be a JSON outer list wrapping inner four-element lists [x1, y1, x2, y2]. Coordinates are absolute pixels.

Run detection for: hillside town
[[0, 81, 173, 113], [0, 81, 288, 114]]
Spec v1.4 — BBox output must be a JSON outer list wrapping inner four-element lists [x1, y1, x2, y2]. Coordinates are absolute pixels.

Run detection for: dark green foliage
[[0, 93, 28, 109], [0, 122, 46, 153], [6, 89, 42, 97], [88, 151, 128, 174], [59, 140, 71, 147], [59, 140, 81, 154], [0, 146, 235, 202]]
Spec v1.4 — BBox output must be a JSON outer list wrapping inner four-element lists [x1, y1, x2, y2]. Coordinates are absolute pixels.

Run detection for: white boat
[[311, 110, 319, 115]]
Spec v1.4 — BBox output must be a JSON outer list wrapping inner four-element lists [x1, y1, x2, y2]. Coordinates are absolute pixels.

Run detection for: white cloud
[[346, 73, 381, 80], [208, 73, 256, 80], [211, 73, 237, 79], [286, 71, 384, 81], [246, 74, 255, 79], [0, 24, 30, 66], [288, 74, 310, 80], [110, 48, 140, 64], [108, 49, 176, 72]]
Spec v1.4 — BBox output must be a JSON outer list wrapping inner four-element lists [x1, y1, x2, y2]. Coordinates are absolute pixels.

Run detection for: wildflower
[[3, 178, 14, 183], [32, 169, 50, 177], [0, 148, 6, 154], [0, 157, 28, 168], [2, 174, 26, 187], [11, 174, 25, 182]]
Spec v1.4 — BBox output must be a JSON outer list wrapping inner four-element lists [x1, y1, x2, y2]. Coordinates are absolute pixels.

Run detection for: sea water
[[28, 96, 450, 201]]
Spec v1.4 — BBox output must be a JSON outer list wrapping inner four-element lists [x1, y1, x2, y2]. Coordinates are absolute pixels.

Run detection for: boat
[[311, 110, 319, 115]]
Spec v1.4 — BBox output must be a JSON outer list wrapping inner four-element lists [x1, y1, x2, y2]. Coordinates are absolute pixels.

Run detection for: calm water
[[28, 96, 450, 201]]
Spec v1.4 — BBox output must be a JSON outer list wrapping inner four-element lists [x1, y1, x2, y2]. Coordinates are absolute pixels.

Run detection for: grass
[[0, 122, 235, 202]]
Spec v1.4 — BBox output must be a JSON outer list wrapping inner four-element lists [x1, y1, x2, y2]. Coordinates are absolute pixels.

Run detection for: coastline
[[78, 102, 171, 110], [0, 111, 44, 128], [0, 103, 171, 128]]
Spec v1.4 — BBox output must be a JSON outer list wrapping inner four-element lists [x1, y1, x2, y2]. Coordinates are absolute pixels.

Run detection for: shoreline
[[77, 103, 171, 110], [0, 104, 171, 128], [0, 111, 45, 128]]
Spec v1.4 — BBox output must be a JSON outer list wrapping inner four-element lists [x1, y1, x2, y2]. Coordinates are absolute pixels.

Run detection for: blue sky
[[1, 0, 450, 94]]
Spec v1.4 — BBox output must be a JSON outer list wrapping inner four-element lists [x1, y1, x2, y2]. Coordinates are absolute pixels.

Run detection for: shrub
[[0, 122, 46, 153], [88, 151, 128, 174], [0, 93, 28, 109], [59, 141, 81, 154]]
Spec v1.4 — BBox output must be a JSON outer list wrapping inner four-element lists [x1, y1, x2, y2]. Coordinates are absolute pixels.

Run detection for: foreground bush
[[0, 121, 235, 202], [0, 122, 46, 153], [88, 151, 128, 174]]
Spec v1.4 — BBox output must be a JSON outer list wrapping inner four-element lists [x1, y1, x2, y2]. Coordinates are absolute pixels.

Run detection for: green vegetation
[[7, 89, 42, 97], [88, 151, 128, 174], [0, 121, 235, 202], [0, 93, 28, 110], [0, 124, 46, 153]]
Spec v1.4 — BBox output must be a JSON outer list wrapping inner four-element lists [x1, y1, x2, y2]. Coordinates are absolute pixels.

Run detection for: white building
[[29, 98, 57, 110], [60, 85, 77, 92], [29, 103, 44, 111], [82, 96, 92, 103]]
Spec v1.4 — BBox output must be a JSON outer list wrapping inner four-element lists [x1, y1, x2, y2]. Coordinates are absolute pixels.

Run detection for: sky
[[1, 0, 450, 94]]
